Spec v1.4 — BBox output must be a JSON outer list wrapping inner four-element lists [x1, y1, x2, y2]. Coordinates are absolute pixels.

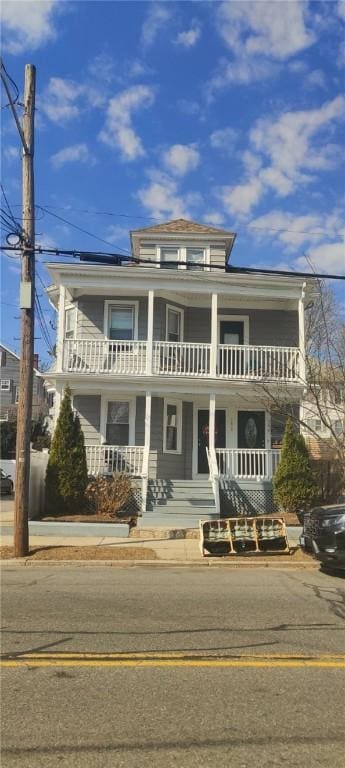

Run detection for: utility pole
[[14, 65, 36, 557]]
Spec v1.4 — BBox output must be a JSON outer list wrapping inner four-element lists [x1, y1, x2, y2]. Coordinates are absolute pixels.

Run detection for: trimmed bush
[[273, 419, 318, 514], [85, 473, 136, 517], [45, 387, 88, 514]]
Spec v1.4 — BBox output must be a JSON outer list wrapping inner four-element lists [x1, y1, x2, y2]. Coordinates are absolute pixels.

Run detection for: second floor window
[[0, 379, 11, 391], [65, 307, 76, 339], [166, 306, 183, 342], [108, 306, 135, 340]]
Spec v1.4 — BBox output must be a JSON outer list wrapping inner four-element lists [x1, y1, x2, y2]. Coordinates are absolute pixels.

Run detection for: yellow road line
[[2, 659, 345, 669]]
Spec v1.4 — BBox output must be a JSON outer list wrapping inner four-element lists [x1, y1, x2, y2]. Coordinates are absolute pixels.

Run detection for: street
[[1, 565, 345, 767]]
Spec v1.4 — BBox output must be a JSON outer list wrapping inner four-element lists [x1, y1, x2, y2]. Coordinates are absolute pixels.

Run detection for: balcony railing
[[215, 449, 281, 480], [64, 339, 147, 375], [218, 345, 299, 381], [153, 341, 211, 376], [63, 340, 300, 382], [86, 445, 145, 476]]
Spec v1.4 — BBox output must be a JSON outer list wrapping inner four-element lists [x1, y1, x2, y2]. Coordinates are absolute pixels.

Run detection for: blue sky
[[1, 0, 345, 363]]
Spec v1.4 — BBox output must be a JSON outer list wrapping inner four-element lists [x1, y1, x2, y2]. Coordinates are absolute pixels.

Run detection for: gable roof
[[131, 218, 235, 236], [0, 343, 42, 376]]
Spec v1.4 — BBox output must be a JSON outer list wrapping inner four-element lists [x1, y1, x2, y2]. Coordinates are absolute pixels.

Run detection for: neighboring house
[[44, 218, 310, 526], [301, 388, 344, 460], [0, 344, 46, 423]]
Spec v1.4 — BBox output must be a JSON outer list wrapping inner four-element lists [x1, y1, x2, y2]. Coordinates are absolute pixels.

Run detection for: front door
[[237, 411, 266, 477], [197, 409, 226, 474]]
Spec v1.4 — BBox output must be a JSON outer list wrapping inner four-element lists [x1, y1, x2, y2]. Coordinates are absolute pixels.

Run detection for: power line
[[7, 201, 344, 239], [38, 206, 131, 254], [2, 243, 344, 281]]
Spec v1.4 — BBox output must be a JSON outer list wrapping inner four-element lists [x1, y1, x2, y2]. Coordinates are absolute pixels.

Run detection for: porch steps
[[141, 479, 217, 528]]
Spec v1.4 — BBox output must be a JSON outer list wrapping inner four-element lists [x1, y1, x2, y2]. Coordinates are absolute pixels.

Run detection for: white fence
[[85, 445, 145, 477], [63, 340, 300, 382], [217, 345, 300, 381], [63, 339, 147, 375], [215, 449, 281, 480]]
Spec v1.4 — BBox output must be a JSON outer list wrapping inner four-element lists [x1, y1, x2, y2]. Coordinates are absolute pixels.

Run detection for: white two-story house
[[45, 218, 309, 527]]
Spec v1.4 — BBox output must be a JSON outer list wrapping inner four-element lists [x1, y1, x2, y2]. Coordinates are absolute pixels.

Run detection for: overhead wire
[[0, 59, 20, 109], [38, 206, 131, 254]]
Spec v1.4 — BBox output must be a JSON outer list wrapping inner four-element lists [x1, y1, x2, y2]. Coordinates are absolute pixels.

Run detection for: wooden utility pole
[[14, 64, 36, 557]]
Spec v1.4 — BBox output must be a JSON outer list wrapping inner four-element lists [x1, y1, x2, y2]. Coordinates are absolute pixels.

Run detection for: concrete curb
[[0, 558, 318, 568]]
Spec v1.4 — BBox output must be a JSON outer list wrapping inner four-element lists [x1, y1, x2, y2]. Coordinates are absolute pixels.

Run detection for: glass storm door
[[237, 411, 265, 477], [197, 409, 226, 474]]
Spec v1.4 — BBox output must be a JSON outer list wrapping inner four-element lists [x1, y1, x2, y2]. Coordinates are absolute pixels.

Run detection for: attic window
[[186, 247, 205, 271], [160, 247, 178, 269]]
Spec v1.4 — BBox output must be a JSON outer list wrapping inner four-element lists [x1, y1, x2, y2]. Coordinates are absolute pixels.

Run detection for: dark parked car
[[0, 469, 14, 496], [308, 504, 345, 571]]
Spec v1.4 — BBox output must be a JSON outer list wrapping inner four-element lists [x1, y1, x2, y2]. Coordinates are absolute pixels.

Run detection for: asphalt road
[[1, 565, 345, 767]]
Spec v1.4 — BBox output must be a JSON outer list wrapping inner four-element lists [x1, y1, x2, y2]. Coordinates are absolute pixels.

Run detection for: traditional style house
[[44, 218, 309, 526], [0, 344, 45, 423]]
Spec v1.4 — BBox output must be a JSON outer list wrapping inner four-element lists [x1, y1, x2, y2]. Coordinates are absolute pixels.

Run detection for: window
[[160, 247, 179, 269], [106, 401, 129, 445], [0, 349, 6, 367], [0, 380, 11, 391], [65, 307, 76, 339], [166, 306, 183, 342], [15, 386, 19, 404], [163, 400, 182, 453], [108, 306, 135, 340], [0, 412, 8, 422], [333, 420, 343, 436], [186, 247, 205, 271]]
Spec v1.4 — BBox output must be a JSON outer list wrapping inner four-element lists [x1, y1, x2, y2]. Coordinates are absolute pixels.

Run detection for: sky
[[1, 0, 345, 363]]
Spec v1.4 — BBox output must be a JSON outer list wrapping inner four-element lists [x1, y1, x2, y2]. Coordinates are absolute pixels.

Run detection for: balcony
[[215, 449, 281, 480], [63, 339, 301, 382]]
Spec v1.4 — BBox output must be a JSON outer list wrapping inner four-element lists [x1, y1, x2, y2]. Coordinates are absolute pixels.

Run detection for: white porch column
[[144, 391, 152, 451], [146, 289, 154, 375], [56, 285, 66, 371], [298, 283, 306, 386], [142, 391, 152, 513], [53, 381, 63, 429], [210, 293, 218, 377], [209, 392, 216, 453]]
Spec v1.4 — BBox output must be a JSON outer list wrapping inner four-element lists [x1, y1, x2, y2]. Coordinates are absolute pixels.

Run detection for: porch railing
[[206, 446, 220, 516], [62, 340, 300, 382], [63, 339, 147, 375], [85, 445, 145, 477], [152, 341, 211, 376], [215, 449, 281, 480], [217, 345, 300, 381]]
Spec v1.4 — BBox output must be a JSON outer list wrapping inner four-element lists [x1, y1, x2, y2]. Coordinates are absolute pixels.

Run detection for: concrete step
[[130, 527, 199, 539], [155, 499, 215, 508], [148, 489, 214, 499]]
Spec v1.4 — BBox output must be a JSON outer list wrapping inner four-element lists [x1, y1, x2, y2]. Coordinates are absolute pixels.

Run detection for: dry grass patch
[[0, 545, 157, 561]]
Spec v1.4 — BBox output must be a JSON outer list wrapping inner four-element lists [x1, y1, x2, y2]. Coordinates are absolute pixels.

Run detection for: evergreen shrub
[[273, 418, 318, 514]]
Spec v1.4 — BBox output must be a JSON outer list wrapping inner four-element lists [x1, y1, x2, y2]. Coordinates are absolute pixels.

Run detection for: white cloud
[[41, 78, 84, 123], [162, 144, 200, 177], [105, 225, 129, 244], [207, 1, 315, 96], [141, 3, 171, 47], [175, 23, 201, 48], [305, 69, 327, 89], [248, 208, 345, 273], [216, 1, 315, 60], [210, 127, 238, 153], [297, 242, 345, 273], [99, 85, 155, 161], [337, 2, 345, 21], [88, 53, 115, 83], [203, 212, 225, 227], [2, 0, 59, 54], [138, 169, 201, 219], [3, 145, 19, 163], [50, 143, 94, 169], [219, 179, 264, 218], [220, 96, 345, 217]]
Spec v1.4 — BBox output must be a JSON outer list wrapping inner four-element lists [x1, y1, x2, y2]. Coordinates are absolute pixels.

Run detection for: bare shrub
[[85, 473, 136, 517]]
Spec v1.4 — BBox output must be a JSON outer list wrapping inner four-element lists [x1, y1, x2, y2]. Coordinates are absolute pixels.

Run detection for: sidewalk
[[0, 497, 314, 567]]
